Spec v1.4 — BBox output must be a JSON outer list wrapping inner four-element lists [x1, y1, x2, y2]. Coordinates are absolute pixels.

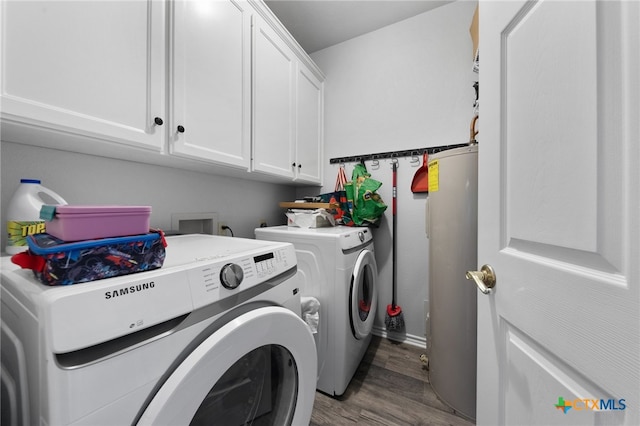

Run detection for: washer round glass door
[[137, 306, 317, 426], [350, 249, 378, 340]]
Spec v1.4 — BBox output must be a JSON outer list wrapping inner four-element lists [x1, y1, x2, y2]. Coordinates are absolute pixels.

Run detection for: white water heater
[[426, 144, 478, 421]]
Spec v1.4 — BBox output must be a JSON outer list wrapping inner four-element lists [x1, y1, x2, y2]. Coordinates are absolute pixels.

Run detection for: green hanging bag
[[349, 163, 387, 226]]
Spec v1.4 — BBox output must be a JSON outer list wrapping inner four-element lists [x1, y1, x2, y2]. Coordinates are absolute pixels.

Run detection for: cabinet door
[[0, 1, 165, 151], [252, 15, 295, 179], [294, 65, 323, 184], [170, 0, 251, 169]]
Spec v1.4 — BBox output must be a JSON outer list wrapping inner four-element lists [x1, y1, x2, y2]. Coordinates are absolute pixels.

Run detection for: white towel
[[300, 296, 320, 334]]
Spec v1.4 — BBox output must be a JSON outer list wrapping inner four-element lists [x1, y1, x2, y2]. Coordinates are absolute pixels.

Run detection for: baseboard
[[372, 325, 426, 349]]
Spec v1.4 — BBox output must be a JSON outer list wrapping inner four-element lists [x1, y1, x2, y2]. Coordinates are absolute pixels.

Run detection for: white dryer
[[255, 226, 378, 397], [0, 235, 317, 426]]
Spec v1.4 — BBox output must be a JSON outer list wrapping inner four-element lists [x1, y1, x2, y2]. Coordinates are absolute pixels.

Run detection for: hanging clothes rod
[[329, 142, 471, 165]]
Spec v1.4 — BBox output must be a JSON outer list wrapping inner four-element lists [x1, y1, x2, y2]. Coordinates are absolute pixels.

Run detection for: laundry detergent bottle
[[5, 179, 67, 254]]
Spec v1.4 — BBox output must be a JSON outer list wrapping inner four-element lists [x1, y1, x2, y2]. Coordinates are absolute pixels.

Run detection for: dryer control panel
[[220, 263, 244, 289], [187, 244, 296, 310], [254, 252, 275, 277]]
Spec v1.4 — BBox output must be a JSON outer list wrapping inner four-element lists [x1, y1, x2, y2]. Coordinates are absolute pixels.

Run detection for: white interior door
[[477, 1, 639, 425]]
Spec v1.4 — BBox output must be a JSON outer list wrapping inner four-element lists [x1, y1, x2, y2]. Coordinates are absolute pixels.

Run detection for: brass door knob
[[466, 264, 496, 294]]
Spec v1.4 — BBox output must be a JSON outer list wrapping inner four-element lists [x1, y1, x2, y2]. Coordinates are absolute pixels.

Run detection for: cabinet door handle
[[154, 117, 164, 126], [177, 125, 185, 133]]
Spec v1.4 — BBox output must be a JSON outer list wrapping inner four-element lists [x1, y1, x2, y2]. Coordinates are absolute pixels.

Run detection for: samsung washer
[[255, 226, 378, 396], [0, 234, 317, 425]]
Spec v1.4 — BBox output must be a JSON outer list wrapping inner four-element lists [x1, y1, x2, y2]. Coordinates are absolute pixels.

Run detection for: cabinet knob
[[298, 164, 302, 169], [292, 162, 296, 167], [177, 125, 185, 133], [154, 117, 163, 126]]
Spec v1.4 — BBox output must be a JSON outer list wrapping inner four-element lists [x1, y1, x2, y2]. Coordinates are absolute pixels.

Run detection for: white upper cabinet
[[0, 1, 166, 151], [251, 14, 296, 180], [170, 0, 251, 170], [251, 9, 324, 185], [1, 0, 323, 183], [294, 65, 323, 184]]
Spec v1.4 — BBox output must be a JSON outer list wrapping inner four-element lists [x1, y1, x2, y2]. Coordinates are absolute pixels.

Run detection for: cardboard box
[[286, 209, 335, 228], [470, 5, 479, 60]]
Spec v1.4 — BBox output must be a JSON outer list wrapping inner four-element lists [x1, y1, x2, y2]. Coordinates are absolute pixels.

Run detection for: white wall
[[306, 0, 478, 346], [1, 142, 296, 246]]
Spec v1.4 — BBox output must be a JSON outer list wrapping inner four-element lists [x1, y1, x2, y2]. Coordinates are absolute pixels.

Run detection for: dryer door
[[136, 306, 317, 426], [350, 249, 378, 340]]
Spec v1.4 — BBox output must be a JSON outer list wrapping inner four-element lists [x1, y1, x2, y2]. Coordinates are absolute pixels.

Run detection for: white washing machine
[[255, 226, 377, 397], [0, 234, 317, 425]]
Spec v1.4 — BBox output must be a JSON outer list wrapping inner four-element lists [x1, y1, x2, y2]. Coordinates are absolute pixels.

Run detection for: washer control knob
[[220, 263, 244, 289]]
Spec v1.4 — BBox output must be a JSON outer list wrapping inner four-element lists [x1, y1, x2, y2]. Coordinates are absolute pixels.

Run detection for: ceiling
[[265, 0, 453, 53]]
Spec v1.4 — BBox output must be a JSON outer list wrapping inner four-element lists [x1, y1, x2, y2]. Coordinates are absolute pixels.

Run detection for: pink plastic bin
[[43, 205, 151, 242]]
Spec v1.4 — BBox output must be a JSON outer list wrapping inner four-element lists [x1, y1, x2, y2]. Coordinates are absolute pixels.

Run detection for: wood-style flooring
[[310, 336, 475, 426]]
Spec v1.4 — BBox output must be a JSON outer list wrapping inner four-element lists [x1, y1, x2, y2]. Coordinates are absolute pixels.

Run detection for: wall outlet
[[218, 222, 227, 236]]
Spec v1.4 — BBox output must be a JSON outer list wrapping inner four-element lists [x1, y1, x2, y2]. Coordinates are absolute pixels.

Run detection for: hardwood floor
[[309, 336, 475, 426]]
